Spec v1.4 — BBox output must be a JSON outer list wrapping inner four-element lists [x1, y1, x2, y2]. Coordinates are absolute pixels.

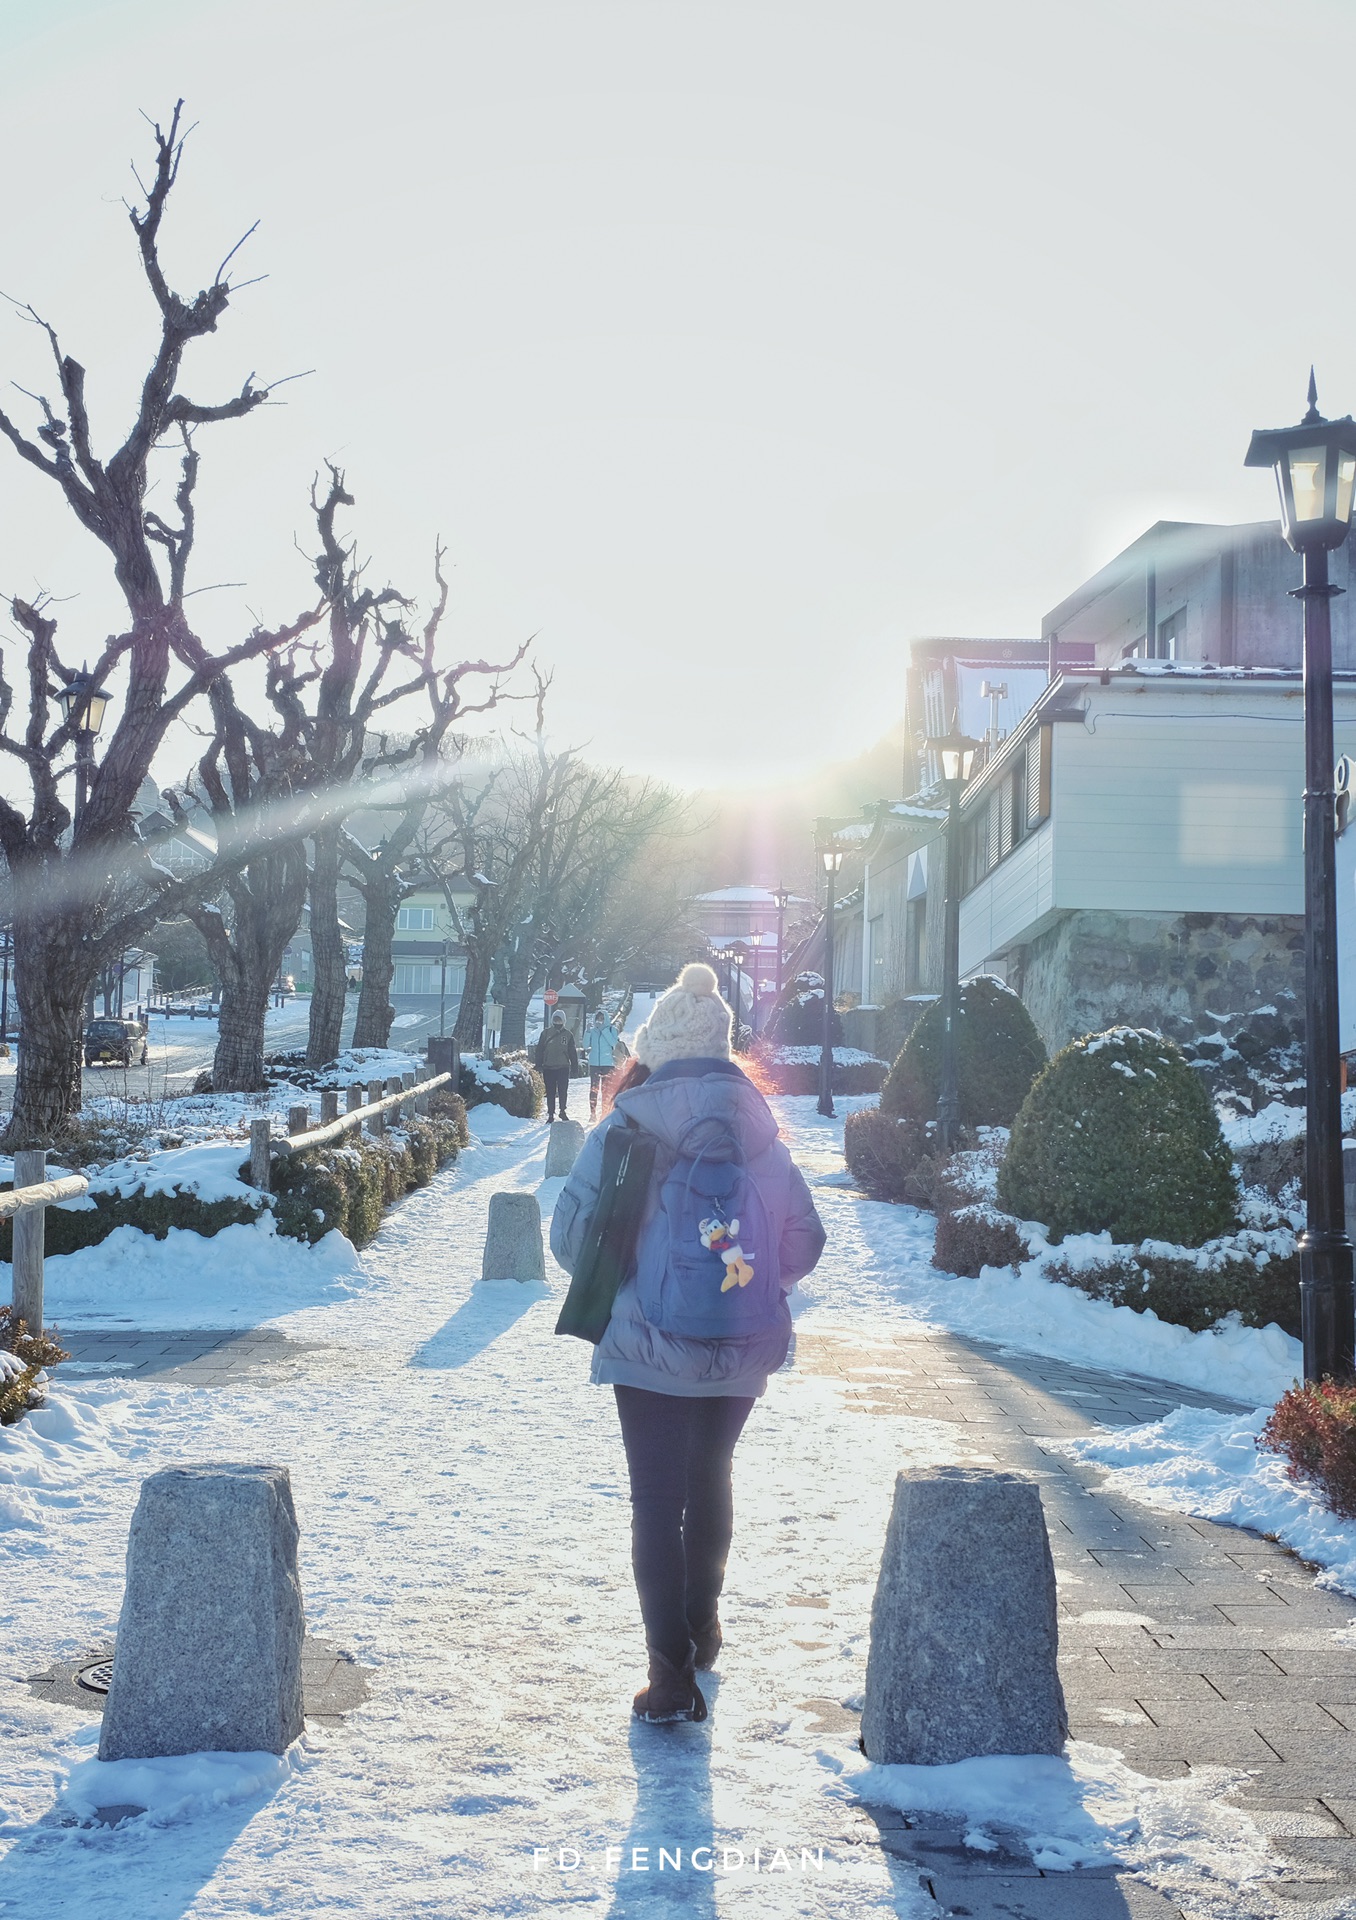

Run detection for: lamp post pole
[[818, 861, 838, 1119], [774, 888, 789, 1000], [937, 771, 965, 1154], [1298, 540, 1353, 1379], [731, 945, 744, 1049], [1247, 374, 1356, 1381]]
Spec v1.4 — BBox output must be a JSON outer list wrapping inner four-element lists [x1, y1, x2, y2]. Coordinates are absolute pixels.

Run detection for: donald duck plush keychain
[[699, 1213, 755, 1292]]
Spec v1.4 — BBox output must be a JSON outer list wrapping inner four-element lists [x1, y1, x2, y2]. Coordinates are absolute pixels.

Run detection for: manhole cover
[[76, 1659, 115, 1694]]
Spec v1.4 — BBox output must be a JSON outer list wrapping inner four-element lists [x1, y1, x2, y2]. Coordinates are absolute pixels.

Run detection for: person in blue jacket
[[585, 1008, 622, 1118], [550, 963, 826, 1724]]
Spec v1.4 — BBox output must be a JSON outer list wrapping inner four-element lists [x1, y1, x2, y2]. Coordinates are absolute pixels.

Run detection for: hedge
[[881, 976, 1046, 1128], [461, 1054, 544, 1118], [1260, 1382, 1356, 1519], [0, 1091, 470, 1264], [998, 1026, 1238, 1247], [934, 1204, 1030, 1277], [762, 973, 844, 1049], [1041, 1239, 1299, 1337], [844, 1108, 941, 1205], [752, 1046, 888, 1096]]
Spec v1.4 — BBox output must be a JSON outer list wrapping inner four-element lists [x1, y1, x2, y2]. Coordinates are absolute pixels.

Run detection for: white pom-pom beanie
[[634, 962, 733, 1069]]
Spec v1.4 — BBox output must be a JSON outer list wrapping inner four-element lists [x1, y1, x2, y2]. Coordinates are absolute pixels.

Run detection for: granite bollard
[[543, 1116, 585, 1179], [99, 1463, 305, 1761], [481, 1190, 546, 1282], [861, 1465, 1068, 1765]]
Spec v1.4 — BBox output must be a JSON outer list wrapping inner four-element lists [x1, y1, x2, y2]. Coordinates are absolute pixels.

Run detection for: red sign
[[544, 989, 559, 1007]]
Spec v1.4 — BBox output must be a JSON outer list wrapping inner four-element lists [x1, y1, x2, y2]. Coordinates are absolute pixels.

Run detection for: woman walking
[[550, 964, 825, 1723]]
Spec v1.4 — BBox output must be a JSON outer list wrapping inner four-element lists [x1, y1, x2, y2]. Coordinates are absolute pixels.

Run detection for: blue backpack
[[637, 1115, 782, 1339]]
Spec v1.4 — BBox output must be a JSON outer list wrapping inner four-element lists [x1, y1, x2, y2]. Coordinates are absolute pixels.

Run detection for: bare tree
[[0, 106, 317, 1143]]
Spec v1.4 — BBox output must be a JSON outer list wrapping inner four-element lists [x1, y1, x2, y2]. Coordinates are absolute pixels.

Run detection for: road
[[0, 997, 459, 1113]]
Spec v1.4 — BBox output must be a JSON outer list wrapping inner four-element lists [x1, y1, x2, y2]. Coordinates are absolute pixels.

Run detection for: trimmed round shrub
[[934, 1204, 1030, 1278], [881, 976, 1046, 1128], [460, 1054, 544, 1118], [997, 1026, 1239, 1247], [844, 1108, 935, 1203], [763, 972, 844, 1049]]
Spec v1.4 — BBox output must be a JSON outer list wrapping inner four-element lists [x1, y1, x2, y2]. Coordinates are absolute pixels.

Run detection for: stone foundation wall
[[1020, 909, 1305, 1054]]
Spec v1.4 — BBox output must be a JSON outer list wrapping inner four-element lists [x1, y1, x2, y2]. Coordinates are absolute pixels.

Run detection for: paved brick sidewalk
[[795, 1323, 1356, 1920], [58, 1326, 320, 1384]]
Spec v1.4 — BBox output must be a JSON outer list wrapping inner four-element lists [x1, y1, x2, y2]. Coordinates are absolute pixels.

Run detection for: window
[[1139, 608, 1183, 660], [959, 727, 1051, 897], [396, 906, 436, 932], [905, 897, 926, 991], [393, 964, 437, 994]]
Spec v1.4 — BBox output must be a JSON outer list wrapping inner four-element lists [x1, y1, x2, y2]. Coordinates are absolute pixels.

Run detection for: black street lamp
[[815, 826, 845, 1118], [773, 888, 790, 1001], [929, 728, 981, 1153], [55, 665, 112, 829], [1247, 373, 1356, 1384]]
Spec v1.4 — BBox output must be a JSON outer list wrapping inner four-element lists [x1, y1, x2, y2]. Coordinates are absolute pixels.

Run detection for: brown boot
[[690, 1615, 722, 1670], [632, 1644, 708, 1724]]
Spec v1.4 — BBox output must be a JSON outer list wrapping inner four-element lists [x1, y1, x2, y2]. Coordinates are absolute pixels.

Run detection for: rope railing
[[247, 1068, 454, 1191]]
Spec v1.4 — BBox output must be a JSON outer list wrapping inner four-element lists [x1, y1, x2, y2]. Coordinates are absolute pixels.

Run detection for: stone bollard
[[99, 1463, 305, 1761], [288, 1104, 309, 1137], [367, 1079, 385, 1135], [861, 1466, 1067, 1765], [544, 1116, 585, 1179], [481, 1190, 546, 1283]]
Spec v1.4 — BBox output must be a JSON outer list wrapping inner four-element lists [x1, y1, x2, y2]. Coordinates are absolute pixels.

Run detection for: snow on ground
[[41, 1219, 368, 1330], [0, 1093, 1304, 1916], [1057, 1404, 1356, 1603], [778, 1099, 1301, 1408]]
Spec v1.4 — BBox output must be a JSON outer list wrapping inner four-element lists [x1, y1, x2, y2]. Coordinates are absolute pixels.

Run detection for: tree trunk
[[307, 826, 347, 1067], [498, 947, 535, 1052], [204, 843, 308, 1092], [454, 942, 493, 1049], [2, 898, 94, 1148], [351, 872, 400, 1049], [211, 973, 275, 1091]]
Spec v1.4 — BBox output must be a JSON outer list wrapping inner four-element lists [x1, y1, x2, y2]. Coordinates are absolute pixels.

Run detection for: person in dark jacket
[[534, 1011, 580, 1120], [551, 963, 826, 1723]]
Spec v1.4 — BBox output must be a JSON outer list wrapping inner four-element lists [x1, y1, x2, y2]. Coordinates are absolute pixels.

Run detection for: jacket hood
[[614, 1062, 779, 1161]]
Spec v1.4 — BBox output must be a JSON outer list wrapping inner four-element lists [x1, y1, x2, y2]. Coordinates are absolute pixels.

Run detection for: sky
[[0, 0, 1353, 791]]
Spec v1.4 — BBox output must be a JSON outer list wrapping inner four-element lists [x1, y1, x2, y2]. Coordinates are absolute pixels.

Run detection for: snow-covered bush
[[0, 1304, 67, 1426], [762, 972, 844, 1049], [270, 1110, 466, 1248], [1042, 1237, 1299, 1337], [0, 1184, 264, 1260], [751, 1044, 887, 1095], [1260, 1382, 1356, 1518], [880, 976, 1046, 1128], [998, 1027, 1238, 1247], [934, 1203, 1029, 1277], [844, 1109, 935, 1202], [460, 1053, 544, 1118]]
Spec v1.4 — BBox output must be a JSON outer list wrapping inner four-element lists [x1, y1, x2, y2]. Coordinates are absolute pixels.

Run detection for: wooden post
[[320, 1089, 340, 1125], [12, 1148, 46, 1335], [288, 1104, 309, 1138], [249, 1118, 273, 1192], [346, 1083, 365, 1113], [386, 1075, 404, 1123], [367, 1079, 385, 1135]]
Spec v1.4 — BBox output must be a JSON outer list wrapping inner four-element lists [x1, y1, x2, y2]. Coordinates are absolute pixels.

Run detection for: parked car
[[84, 1016, 149, 1068]]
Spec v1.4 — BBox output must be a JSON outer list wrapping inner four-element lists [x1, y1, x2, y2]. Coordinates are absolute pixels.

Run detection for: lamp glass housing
[[57, 678, 111, 736], [940, 745, 978, 782], [1247, 393, 1356, 553], [820, 846, 844, 874]]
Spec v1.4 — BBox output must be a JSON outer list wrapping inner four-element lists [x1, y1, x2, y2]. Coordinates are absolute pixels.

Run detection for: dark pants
[[543, 1067, 570, 1117], [613, 1385, 756, 1665]]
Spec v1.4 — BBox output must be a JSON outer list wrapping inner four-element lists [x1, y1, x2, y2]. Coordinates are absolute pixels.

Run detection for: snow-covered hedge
[[881, 976, 1046, 1128], [0, 1306, 66, 1426], [843, 1108, 938, 1203], [753, 1044, 887, 1095], [762, 973, 844, 1050], [1260, 1382, 1356, 1519], [460, 1053, 543, 1119], [998, 1026, 1238, 1247], [270, 1103, 468, 1249]]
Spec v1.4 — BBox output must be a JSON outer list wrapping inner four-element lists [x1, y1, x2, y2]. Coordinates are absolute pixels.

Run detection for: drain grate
[[76, 1659, 115, 1694]]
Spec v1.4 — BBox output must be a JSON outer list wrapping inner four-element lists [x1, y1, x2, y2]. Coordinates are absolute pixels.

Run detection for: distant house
[[387, 879, 475, 1009], [835, 516, 1356, 1056]]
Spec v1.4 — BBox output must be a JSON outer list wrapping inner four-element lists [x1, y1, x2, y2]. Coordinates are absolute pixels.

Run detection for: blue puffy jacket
[[549, 1058, 826, 1397]]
